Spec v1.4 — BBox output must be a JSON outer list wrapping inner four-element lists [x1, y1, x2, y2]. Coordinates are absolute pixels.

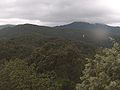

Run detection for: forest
[[0, 22, 120, 90]]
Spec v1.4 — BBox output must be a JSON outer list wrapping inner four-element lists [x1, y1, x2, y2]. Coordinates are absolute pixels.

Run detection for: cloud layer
[[0, 0, 120, 26]]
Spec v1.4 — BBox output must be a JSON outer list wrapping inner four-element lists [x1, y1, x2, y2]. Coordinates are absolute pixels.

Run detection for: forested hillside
[[0, 22, 120, 90]]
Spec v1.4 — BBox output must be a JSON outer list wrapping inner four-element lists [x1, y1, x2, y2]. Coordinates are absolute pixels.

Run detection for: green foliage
[[1, 23, 120, 90], [57, 79, 75, 90], [0, 59, 52, 90], [27, 41, 85, 90], [29, 41, 84, 82], [0, 36, 97, 90], [78, 43, 120, 90]]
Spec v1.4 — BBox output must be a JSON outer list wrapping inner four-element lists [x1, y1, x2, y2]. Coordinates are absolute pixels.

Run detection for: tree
[[29, 41, 83, 81], [28, 41, 84, 90], [0, 59, 52, 90], [78, 43, 120, 90]]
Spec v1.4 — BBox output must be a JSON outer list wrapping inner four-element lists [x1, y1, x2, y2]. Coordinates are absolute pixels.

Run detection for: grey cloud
[[0, 0, 119, 25]]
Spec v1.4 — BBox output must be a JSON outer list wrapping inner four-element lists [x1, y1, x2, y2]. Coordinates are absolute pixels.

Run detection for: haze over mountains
[[0, 24, 14, 30], [0, 22, 120, 43]]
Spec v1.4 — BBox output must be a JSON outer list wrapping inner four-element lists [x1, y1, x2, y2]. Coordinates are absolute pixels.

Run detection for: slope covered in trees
[[0, 37, 93, 90], [0, 22, 120, 47], [77, 42, 120, 90], [0, 22, 120, 90]]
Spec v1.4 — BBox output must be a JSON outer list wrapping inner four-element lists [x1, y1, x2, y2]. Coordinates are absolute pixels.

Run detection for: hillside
[[0, 22, 120, 47], [0, 22, 120, 90], [0, 24, 14, 30]]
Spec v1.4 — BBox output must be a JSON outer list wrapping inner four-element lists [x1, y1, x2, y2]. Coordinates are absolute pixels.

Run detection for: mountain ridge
[[0, 22, 120, 46]]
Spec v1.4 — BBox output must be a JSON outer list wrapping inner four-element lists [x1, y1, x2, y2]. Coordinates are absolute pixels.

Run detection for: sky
[[1, 0, 120, 26]]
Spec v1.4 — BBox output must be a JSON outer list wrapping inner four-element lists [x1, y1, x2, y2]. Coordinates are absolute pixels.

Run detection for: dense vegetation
[[77, 42, 120, 90], [0, 37, 90, 90], [0, 22, 120, 90]]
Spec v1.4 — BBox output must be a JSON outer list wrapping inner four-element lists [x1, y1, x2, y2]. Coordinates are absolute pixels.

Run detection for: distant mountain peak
[[55, 21, 111, 30], [70, 21, 90, 24], [0, 24, 15, 30]]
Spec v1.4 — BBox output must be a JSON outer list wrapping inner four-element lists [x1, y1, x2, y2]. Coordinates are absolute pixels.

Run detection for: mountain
[[55, 22, 110, 30], [0, 22, 120, 90], [56, 21, 120, 38], [56, 22, 120, 32], [0, 24, 60, 39], [0, 22, 120, 47], [0, 24, 14, 30]]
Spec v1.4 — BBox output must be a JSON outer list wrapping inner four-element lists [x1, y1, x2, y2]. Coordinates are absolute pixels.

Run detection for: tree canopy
[[78, 43, 120, 90]]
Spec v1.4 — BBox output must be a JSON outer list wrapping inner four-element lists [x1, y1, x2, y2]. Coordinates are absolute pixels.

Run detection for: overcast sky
[[0, 0, 120, 26]]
